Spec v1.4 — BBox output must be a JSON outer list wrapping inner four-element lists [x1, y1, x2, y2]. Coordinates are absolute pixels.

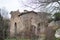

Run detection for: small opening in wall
[[15, 22, 17, 27], [14, 22, 17, 37]]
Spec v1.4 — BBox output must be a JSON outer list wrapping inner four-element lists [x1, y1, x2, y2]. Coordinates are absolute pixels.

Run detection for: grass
[[5, 37, 60, 40], [56, 38, 60, 40], [5, 38, 31, 40], [5, 38, 60, 40]]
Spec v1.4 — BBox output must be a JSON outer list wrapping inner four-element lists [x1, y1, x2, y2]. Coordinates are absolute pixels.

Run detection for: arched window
[[14, 22, 17, 37]]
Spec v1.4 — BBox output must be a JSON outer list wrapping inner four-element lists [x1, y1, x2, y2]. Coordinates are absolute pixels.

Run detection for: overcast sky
[[0, 0, 36, 12], [0, 0, 60, 19], [0, 0, 59, 12], [0, 0, 20, 12], [0, 0, 45, 12]]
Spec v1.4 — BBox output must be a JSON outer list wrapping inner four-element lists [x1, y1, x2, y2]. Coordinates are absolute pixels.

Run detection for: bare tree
[[18, 0, 60, 10]]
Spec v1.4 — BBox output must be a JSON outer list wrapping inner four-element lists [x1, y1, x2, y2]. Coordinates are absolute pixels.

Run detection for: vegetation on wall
[[0, 14, 9, 40], [53, 12, 60, 21]]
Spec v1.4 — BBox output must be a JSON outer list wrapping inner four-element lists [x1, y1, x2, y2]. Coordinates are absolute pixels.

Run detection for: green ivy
[[53, 12, 60, 21]]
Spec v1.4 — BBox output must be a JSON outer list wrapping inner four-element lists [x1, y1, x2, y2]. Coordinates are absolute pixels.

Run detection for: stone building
[[9, 10, 51, 39]]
